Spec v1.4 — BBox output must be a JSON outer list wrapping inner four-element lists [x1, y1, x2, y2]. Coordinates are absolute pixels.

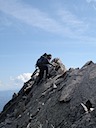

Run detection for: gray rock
[[1, 60, 96, 128]]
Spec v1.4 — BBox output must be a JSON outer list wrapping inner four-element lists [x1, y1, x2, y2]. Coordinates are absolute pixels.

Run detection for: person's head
[[42, 53, 47, 57], [47, 54, 52, 60]]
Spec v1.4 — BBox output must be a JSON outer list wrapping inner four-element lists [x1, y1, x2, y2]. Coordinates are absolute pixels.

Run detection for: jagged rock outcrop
[[0, 59, 96, 128]]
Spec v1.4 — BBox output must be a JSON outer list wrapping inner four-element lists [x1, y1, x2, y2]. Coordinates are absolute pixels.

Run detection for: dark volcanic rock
[[0, 59, 96, 128]]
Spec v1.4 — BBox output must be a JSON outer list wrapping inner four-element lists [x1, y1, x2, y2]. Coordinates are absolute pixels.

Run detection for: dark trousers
[[38, 64, 48, 82]]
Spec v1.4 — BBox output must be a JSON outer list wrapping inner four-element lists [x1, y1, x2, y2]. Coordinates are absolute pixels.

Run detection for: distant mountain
[[0, 90, 18, 112]]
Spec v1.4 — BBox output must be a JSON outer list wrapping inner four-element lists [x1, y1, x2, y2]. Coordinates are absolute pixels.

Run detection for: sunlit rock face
[[1, 60, 96, 128]]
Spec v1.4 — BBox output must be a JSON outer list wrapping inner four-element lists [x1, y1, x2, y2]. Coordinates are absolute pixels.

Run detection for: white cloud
[[0, 0, 88, 38], [10, 73, 32, 86], [9, 73, 31, 90], [0, 0, 63, 33], [15, 73, 32, 82], [0, 0, 95, 41], [57, 8, 86, 33], [0, 73, 32, 91]]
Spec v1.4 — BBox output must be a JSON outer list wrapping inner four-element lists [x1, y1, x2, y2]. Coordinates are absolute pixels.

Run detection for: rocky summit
[[0, 59, 96, 128]]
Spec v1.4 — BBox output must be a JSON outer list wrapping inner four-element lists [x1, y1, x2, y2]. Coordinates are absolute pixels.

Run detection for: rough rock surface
[[0, 59, 96, 128]]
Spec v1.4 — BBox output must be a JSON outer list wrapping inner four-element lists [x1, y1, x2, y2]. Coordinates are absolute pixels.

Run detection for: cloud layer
[[10, 73, 31, 86], [0, 0, 62, 33], [0, 0, 89, 38]]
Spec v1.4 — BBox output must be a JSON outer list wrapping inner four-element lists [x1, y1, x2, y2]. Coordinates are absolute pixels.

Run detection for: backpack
[[36, 56, 45, 67]]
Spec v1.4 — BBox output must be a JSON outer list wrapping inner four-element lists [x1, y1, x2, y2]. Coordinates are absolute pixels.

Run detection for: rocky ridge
[[0, 59, 96, 128]]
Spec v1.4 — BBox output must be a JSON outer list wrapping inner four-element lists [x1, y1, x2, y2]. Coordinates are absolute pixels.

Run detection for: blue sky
[[0, 0, 96, 90]]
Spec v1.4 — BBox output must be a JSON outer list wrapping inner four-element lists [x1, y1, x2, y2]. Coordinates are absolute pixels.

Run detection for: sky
[[0, 0, 96, 91]]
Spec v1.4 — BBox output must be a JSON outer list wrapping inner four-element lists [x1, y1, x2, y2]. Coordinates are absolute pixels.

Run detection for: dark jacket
[[36, 56, 52, 67]]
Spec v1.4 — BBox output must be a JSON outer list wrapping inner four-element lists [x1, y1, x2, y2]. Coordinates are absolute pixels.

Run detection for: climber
[[36, 53, 47, 68], [36, 53, 54, 84]]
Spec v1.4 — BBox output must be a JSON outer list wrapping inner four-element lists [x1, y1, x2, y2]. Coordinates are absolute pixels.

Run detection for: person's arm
[[47, 60, 55, 67], [45, 58, 55, 67]]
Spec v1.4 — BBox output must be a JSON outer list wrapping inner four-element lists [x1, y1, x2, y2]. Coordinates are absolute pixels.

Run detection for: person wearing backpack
[[36, 53, 54, 84], [36, 53, 47, 68]]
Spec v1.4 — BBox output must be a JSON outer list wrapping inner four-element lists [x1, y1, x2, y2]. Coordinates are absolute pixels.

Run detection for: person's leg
[[44, 65, 52, 79], [43, 65, 49, 78], [37, 66, 44, 84], [39, 68, 44, 80]]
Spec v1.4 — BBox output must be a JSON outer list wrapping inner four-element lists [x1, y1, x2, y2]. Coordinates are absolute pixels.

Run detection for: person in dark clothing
[[36, 53, 54, 84]]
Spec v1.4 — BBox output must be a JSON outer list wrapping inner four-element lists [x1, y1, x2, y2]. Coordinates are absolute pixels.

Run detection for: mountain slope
[[0, 59, 96, 128], [0, 90, 18, 112]]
